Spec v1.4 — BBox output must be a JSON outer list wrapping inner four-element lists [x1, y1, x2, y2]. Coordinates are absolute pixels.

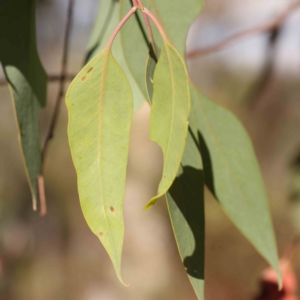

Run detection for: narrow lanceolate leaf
[[87, 0, 144, 109], [145, 42, 190, 209], [66, 48, 133, 284], [167, 95, 205, 300], [0, 0, 47, 209], [120, 0, 203, 98], [146, 53, 205, 299], [191, 86, 281, 286]]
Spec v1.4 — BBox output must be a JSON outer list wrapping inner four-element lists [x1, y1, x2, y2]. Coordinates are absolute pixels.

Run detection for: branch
[[0, 74, 75, 86], [39, 0, 75, 216], [247, 26, 282, 109], [186, 1, 300, 59]]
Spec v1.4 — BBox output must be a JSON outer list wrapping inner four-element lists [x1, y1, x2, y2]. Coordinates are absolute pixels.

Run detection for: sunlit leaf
[[66, 48, 133, 284], [146, 44, 205, 300], [145, 42, 190, 208], [0, 0, 47, 209], [87, 0, 144, 109], [192, 86, 281, 286], [167, 95, 205, 300], [120, 0, 203, 97]]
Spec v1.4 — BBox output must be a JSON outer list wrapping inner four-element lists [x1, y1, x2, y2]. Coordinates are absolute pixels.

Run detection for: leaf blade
[[66, 49, 133, 284], [191, 86, 281, 285], [146, 42, 190, 208], [166, 95, 205, 300], [0, 0, 47, 208]]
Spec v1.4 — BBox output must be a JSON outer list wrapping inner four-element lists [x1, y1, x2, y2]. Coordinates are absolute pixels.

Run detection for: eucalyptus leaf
[[145, 42, 190, 208], [167, 95, 205, 300], [87, 0, 144, 109], [66, 48, 133, 284], [146, 53, 205, 299], [120, 0, 203, 98], [0, 0, 47, 209], [192, 86, 281, 285]]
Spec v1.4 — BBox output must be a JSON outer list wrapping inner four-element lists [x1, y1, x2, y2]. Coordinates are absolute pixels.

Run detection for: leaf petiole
[[142, 8, 168, 42], [106, 6, 137, 51]]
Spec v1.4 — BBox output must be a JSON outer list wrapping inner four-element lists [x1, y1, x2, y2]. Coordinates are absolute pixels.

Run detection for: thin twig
[[38, 175, 47, 216], [186, 1, 300, 59], [42, 0, 74, 161], [0, 74, 75, 86], [247, 26, 282, 109], [39, 0, 75, 216]]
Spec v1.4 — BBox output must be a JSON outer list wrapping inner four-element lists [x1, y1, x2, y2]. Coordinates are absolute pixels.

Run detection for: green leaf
[[87, 0, 144, 109], [167, 95, 205, 300], [191, 86, 281, 286], [0, 0, 47, 209], [146, 45, 205, 300], [145, 42, 190, 208], [120, 0, 203, 98], [66, 48, 133, 284]]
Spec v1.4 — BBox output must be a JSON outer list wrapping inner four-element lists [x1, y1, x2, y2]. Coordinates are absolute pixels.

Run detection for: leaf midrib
[[157, 42, 176, 195], [98, 50, 117, 262]]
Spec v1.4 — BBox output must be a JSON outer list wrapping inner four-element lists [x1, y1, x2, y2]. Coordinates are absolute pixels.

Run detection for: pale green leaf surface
[[167, 95, 205, 300], [0, 0, 47, 208], [146, 46, 205, 299], [145, 42, 190, 208], [192, 86, 281, 285], [87, 0, 144, 109], [66, 49, 133, 284], [120, 0, 203, 98]]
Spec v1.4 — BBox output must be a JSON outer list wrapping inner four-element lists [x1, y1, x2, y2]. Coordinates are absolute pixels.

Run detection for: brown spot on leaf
[[87, 67, 93, 74], [99, 232, 104, 237], [81, 76, 86, 82], [110, 206, 115, 213]]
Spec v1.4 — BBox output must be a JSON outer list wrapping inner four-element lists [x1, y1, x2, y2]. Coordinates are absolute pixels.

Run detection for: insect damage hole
[[110, 206, 115, 213]]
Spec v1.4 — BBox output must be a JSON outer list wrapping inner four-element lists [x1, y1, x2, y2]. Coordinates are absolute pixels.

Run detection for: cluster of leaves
[[0, 0, 282, 299]]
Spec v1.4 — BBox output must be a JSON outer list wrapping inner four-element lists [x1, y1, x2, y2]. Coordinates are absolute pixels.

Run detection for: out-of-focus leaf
[[87, 0, 144, 109], [191, 86, 281, 286], [0, 0, 47, 209], [0, 0, 9, 10], [66, 48, 133, 284], [120, 0, 203, 98], [145, 42, 190, 208]]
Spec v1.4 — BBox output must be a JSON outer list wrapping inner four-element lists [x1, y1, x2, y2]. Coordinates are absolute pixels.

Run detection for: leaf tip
[[144, 197, 158, 210]]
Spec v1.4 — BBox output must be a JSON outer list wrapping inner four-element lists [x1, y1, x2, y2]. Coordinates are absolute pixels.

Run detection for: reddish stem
[[142, 8, 167, 41], [106, 7, 137, 51], [38, 175, 47, 216], [142, 12, 157, 57]]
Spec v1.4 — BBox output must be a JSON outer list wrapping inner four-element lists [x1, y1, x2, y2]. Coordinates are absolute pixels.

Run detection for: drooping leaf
[[167, 97, 205, 299], [191, 86, 281, 286], [145, 42, 190, 208], [66, 48, 133, 284], [0, 0, 47, 209], [87, 0, 144, 109], [146, 44, 205, 299], [120, 0, 203, 98]]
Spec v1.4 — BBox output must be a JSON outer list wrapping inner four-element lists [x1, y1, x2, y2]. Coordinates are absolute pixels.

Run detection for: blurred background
[[1, 0, 300, 299]]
